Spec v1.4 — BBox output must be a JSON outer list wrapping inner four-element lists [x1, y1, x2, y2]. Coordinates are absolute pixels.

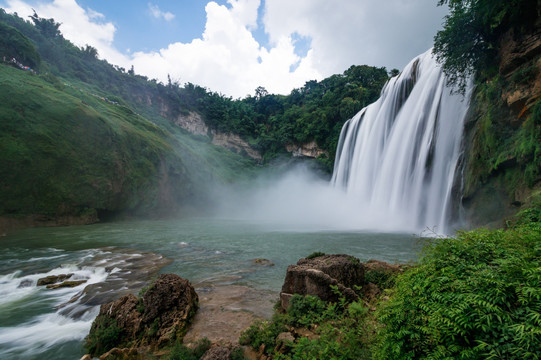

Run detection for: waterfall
[[331, 49, 471, 234]]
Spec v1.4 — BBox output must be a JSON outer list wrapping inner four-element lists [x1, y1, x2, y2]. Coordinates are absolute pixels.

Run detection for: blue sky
[[0, 0, 448, 98]]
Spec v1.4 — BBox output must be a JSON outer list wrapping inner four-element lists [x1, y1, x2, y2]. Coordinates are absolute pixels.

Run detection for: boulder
[[141, 273, 199, 345], [280, 254, 363, 310], [274, 332, 295, 354], [86, 273, 198, 357], [201, 346, 231, 360]]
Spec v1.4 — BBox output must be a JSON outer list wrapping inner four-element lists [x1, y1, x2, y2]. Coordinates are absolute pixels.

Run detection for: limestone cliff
[[285, 140, 328, 159], [173, 111, 262, 161]]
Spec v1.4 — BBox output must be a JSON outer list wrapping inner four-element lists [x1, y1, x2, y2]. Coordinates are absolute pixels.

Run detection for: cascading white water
[[331, 49, 471, 234]]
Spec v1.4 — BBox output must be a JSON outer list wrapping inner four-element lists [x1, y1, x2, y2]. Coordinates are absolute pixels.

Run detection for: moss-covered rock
[[85, 273, 198, 358]]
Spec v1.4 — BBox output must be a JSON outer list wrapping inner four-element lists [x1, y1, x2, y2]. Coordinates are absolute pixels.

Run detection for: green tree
[[29, 10, 61, 39], [433, 0, 539, 93], [0, 21, 41, 68]]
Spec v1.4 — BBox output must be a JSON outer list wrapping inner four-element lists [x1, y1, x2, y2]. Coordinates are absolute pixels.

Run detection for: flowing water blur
[[0, 217, 424, 359]]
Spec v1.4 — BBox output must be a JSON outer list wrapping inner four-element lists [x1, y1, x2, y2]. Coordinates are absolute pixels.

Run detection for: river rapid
[[0, 217, 423, 359]]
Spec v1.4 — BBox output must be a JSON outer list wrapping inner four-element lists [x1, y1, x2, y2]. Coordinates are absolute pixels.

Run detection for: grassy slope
[[0, 64, 254, 219]]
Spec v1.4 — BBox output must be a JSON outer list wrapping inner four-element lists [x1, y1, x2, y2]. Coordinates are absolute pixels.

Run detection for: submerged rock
[[37, 273, 73, 286], [280, 254, 364, 310], [46, 280, 87, 289], [252, 258, 274, 266], [86, 273, 198, 357]]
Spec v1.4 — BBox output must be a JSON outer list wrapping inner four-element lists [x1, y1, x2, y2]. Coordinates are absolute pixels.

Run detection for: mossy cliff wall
[[461, 24, 541, 228]]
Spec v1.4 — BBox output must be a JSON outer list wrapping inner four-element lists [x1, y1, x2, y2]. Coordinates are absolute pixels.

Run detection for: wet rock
[[79, 355, 91, 360], [17, 279, 33, 288], [87, 273, 198, 357], [46, 280, 87, 289], [280, 254, 363, 310], [201, 346, 231, 360], [37, 273, 73, 286]]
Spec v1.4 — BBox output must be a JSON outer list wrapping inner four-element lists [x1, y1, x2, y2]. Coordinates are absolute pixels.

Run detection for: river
[[0, 217, 423, 359]]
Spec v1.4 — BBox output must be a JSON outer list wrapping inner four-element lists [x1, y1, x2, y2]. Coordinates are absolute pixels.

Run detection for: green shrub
[[305, 252, 325, 260], [286, 294, 328, 327], [84, 315, 122, 357], [239, 317, 288, 354], [375, 223, 541, 360], [168, 338, 211, 360], [241, 293, 372, 359]]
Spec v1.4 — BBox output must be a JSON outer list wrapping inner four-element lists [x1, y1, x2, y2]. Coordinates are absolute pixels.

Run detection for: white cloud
[[131, 0, 321, 98], [148, 3, 175, 22], [263, 0, 448, 74], [0, 0, 448, 98]]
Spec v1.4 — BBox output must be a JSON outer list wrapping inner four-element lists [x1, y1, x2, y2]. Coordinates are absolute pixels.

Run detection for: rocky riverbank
[[82, 253, 403, 359]]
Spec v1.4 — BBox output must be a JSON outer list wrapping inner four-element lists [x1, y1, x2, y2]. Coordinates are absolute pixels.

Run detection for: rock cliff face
[[461, 23, 541, 228], [499, 26, 541, 118], [174, 112, 209, 137], [173, 111, 262, 161], [285, 141, 327, 158], [211, 132, 262, 161]]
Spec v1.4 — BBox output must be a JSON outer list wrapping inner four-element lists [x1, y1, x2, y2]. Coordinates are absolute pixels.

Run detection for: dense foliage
[[240, 213, 540, 360], [197, 65, 389, 167], [0, 21, 40, 68], [375, 216, 541, 359], [433, 0, 539, 93]]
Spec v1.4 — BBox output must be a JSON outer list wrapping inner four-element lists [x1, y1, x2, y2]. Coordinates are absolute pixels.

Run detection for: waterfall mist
[[215, 49, 471, 235]]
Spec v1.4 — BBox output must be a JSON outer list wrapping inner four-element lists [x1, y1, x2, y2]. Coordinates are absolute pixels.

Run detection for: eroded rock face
[[174, 111, 209, 137], [280, 254, 363, 310], [87, 273, 198, 357], [499, 26, 541, 116], [285, 141, 327, 159], [211, 132, 262, 161]]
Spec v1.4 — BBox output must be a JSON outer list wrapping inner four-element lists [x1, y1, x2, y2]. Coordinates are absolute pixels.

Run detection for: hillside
[[0, 63, 257, 228], [0, 9, 393, 229]]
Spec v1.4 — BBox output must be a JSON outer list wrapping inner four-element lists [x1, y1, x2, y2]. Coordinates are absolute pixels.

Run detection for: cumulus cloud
[[148, 3, 175, 22], [131, 0, 320, 98], [0, 0, 448, 98], [263, 0, 448, 74]]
